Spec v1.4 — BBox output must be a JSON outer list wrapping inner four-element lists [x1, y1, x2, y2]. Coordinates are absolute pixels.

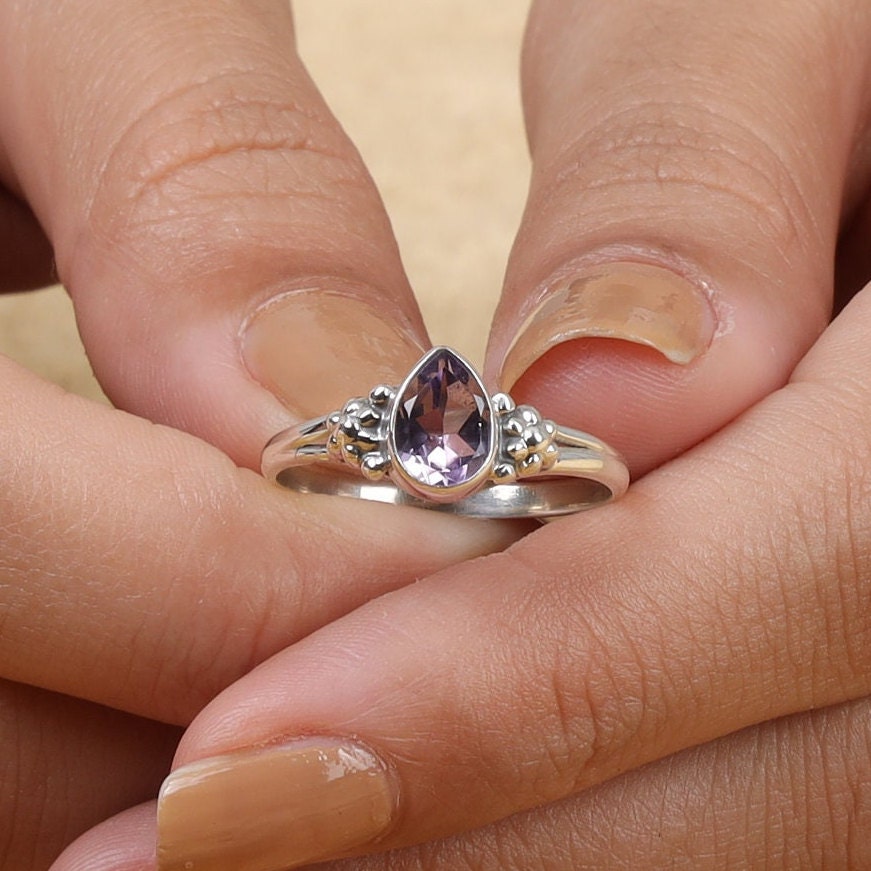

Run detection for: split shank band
[[261, 347, 629, 519]]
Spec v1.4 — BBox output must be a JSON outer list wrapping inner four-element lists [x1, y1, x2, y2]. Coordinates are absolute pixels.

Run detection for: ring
[[261, 347, 629, 519]]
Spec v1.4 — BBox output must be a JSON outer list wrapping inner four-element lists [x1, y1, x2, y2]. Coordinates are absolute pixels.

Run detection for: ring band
[[261, 347, 629, 519]]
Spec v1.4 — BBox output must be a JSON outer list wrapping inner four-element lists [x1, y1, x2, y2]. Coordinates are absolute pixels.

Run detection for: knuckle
[[805, 405, 871, 682], [539, 99, 820, 263], [143, 490, 304, 724], [780, 386, 871, 683], [73, 69, 368, 285], [503, 551, 651, 798], [549, 619, 653, 793], [738, 382, 871, 696]]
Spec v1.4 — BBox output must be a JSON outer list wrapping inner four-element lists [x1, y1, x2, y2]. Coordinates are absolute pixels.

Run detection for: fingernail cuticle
[[499, 262, 716, 390], [157, 740, 395, 871]]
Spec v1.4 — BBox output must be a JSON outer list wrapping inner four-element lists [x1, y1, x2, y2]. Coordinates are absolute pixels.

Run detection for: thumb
[[0, 0, 426, 469], [484, 0, 871, 476]]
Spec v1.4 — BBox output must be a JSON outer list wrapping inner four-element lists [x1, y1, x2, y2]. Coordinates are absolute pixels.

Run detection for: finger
[[0, 1, 427, 469], [0, 190, 54, 290], [50, 803, 157, 871], [0, 679, 178, 871], [51, 697, 871, 870], [324, 697, 871, 871], [0, 356, 516, 726], [148, 284, 871, 869], [485, 0, 871, 475]]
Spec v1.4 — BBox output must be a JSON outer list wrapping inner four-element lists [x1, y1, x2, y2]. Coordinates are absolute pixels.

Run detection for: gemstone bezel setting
[[387, 346, 498, 503]]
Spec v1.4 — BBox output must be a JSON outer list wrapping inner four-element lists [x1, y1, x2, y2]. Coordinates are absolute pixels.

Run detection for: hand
[[60, 283, 871, 871], [53, 0, 871, 868], [0, 2, 520, 867]]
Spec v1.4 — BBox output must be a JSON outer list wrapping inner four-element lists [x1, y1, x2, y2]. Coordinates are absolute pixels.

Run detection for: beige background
[[0, 1, 531, 402]]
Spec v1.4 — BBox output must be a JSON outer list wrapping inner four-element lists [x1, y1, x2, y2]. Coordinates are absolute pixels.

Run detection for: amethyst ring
[[261, 347, 629, 518]]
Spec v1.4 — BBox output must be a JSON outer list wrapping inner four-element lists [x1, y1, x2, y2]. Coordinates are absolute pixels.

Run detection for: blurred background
[[0, 0, 531, 402]]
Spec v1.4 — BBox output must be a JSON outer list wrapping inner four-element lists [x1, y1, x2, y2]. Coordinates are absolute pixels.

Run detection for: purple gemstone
[[393, 349, 491, 488]]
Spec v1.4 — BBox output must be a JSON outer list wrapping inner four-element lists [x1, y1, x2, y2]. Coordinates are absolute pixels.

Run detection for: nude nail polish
[[157, 740, 395, 871], [499, 262, 715, 390], [243, 287, 425, 420]]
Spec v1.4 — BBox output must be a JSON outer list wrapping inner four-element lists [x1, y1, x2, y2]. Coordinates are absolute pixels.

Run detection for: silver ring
[[261, 347, 629, 519]]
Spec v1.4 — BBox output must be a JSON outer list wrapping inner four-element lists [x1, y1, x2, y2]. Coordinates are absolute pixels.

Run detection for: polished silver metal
[[261, 347, 630, 519]]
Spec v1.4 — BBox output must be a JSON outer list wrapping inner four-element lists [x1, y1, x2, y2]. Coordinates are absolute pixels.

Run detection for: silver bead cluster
[[327, 385, 395, 481], [324, 385, 559, 488], [491, 393, 558, 482]]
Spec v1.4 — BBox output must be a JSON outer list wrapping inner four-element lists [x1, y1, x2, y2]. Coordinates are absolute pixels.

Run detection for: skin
[[0, 0, 869, 868]]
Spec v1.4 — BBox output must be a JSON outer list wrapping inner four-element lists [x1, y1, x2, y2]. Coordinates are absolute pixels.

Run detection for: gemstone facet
[[392, 348, 491, 490]]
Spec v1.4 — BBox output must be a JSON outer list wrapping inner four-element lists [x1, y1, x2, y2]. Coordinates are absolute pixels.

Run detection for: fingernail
[[243, 286, 425, 419], [499, 262, 715, 390], [157, 739, 395, 871]]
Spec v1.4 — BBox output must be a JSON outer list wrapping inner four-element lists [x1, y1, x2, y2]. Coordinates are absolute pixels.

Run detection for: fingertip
[[506, 295, 790, 478], [492, 260, 726, 475], [50, 803, 157, 871], [495, 0, 858, 478], [490, 249, 812, 477], [3, 0, 428, 467], [509, 337, 708, 476]]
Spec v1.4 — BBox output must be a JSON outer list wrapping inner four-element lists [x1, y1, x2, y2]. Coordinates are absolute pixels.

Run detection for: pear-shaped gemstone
[[393, 348, 491, 488]]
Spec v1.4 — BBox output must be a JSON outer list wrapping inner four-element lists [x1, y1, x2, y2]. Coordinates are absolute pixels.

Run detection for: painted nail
[[243, 286, 425, 419], [157, 739, 395, 871], [499, 262, 715, 390]]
